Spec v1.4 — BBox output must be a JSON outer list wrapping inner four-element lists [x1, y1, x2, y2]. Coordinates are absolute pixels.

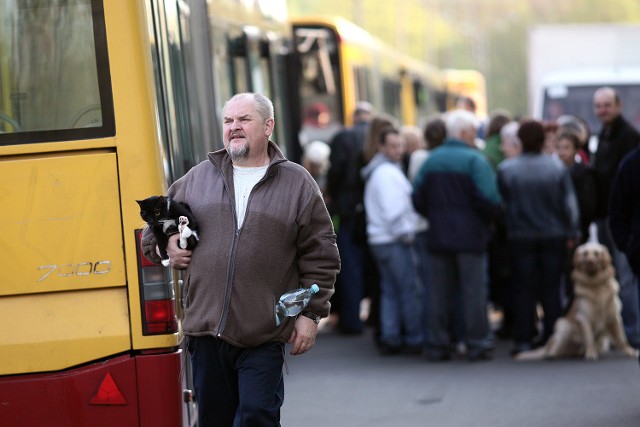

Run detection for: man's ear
[[265, 117, 275, 137]]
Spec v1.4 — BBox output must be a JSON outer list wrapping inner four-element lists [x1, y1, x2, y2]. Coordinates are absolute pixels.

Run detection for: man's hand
[[288, 315, 319, 355], [163, 233, 192, 270]]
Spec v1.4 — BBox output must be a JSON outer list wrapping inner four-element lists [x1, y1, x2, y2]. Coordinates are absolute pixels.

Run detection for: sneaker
[[379, 344, 402, 356], [425, 350, 451, 362], [402, 345, 423, 356], [467, 349, 492, 362], [510, 343, 532, 357]]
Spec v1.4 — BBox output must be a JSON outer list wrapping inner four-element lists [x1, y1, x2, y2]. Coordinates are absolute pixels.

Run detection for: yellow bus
[[443, 68, 488, 119], [0, 0, 290, 425], [289, 15, 447, 154]]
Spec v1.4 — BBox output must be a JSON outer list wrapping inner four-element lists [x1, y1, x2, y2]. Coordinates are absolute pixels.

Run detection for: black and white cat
[[137, 195, 199, 266]]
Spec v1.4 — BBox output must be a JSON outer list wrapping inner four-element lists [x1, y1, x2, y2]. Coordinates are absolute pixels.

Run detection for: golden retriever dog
[[516, 242, 639, 361]]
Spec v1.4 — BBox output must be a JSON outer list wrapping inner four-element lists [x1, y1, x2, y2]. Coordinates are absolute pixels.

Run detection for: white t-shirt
[[233, 165, 268, 228]]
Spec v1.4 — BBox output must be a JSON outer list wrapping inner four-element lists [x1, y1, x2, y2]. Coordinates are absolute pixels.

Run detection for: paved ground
[[281, 327, 640, 427]]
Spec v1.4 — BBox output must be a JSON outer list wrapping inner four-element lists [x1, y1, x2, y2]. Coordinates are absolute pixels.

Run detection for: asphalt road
[[281, 327, 640, 427]]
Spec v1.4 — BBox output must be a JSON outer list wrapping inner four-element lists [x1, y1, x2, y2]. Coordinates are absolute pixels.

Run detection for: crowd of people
[[146, 90, 638, 425], [318, 88, 640, 361]]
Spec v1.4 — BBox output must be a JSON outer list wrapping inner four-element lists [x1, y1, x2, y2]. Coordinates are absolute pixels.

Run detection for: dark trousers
[[426, 251, 490, 354], [189, 336, 284, 427], [335, 217, 365, 333], [597, 218, 640, 346], [509, 238, 566, 345]]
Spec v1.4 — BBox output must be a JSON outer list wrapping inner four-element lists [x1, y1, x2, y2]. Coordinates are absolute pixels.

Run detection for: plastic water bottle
[[275, 284, 320, 326]]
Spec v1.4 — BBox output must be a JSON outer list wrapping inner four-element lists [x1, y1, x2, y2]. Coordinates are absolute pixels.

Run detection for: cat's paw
[[179, 224, 192, 249], [161, 258, 171, 267], [180, 225, 192, 237], [178, 216, 189, 226]]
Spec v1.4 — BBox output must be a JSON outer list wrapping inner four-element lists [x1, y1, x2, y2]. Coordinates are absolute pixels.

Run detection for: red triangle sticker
[[89, 372, 127, 405]]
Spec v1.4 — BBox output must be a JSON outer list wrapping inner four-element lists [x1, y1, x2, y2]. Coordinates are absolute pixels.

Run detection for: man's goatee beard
[[228, 144, 248, 160]]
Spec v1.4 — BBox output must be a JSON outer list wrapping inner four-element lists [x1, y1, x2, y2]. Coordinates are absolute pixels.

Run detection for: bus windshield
[[294, 26, 342, 146], [0, 0, 114, 145]]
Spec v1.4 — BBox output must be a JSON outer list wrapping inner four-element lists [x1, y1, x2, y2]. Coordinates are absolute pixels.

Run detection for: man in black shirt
[[592, 86, 640, 348], [326, 102, 373, 334]]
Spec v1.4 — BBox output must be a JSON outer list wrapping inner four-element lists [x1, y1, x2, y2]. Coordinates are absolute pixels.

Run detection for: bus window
[[412, 79, 427, 126], [228, 32, 250, 94], [210, 25, 233, 132], [354, 66, 374, 111], [382, 78, 401, 120], [148, 0, 196, 183], [231, 57, 249, 93], [266, 35, 295, 158], [244, 27, 272, 98], [0, 0, 114, 145], [248, 28, 290, 145], [175, 0, 219, 160], [294, 26, 342, 146], [296, 28, 338, 96]]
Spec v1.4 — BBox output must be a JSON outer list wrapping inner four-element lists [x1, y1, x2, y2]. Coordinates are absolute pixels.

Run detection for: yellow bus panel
[[0, 288, 130, 375], [0, 152, 126, 296]]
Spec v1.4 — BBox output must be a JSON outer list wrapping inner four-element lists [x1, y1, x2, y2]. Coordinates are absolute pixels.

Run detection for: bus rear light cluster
[[135, 230, 178, 335]]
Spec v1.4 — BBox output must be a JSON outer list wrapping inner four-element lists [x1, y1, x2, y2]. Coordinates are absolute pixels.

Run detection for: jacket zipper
[[217, 171, 240, 336], [215, 161, 279, 336], [217, 227, 240, 336]]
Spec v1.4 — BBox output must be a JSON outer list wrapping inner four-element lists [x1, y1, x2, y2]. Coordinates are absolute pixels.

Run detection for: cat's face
[[137, 196, 167, 225]]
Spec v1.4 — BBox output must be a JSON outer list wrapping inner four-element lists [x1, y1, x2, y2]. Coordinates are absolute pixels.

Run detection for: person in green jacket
[[482, 110, 512, 170]]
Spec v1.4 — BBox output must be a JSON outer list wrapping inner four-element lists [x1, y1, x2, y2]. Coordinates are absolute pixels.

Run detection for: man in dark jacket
[[498, 121, 580, 356], [412, 109, 502, 361], [592, 87, 640, 347], [610, 145, 640, 275], [610, 144, 640, 358], [325, 102, 372, 334]]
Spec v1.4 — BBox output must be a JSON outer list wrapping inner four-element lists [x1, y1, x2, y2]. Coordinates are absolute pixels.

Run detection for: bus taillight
[[144, 299, 177, 334], [135, 230, 178, 335]]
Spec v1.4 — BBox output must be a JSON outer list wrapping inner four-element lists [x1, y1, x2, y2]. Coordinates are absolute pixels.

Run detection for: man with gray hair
[[142, 92, 340, 425], [500, 121, 521, 159], [412, 109, 502, 361]]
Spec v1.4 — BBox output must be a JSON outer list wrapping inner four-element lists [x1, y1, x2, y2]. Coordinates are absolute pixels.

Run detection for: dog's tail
[[513, 347, 547, 361]]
